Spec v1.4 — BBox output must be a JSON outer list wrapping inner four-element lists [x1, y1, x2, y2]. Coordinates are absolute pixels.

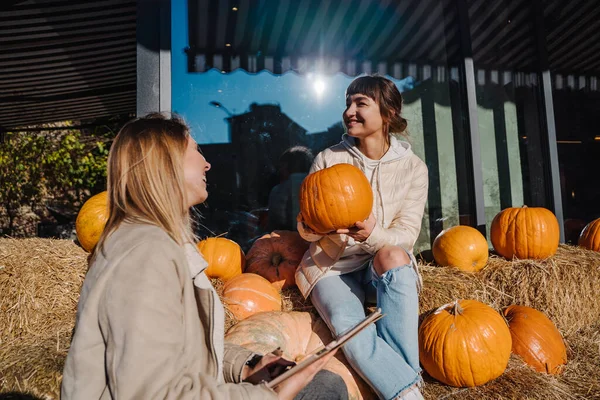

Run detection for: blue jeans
[[310, 261, 421, 400]]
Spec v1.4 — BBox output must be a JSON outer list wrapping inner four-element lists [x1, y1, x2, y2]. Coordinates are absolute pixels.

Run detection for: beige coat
[[295, 136, 429, 297], [61, 222, 276, 400]]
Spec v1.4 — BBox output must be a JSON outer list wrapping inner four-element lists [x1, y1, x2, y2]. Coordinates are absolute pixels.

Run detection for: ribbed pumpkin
[[578, 218, 600, 252], [419, 299, 512, 387], [245, 230, 309, 290], [75, 191, 109, 252], [490, 206, 560, 260], [432, 226, 489, 272], [197, 237, 245, 281], [299, 163, 373, 234], [503, 305, 567, 374], [222, 273, 282, 320], [225, 311, 375, 400]]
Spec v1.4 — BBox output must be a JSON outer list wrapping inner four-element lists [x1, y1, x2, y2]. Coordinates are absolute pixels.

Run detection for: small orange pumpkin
[[245, 230, 309, 290], [299, 163, 373, 234], [225, 311, 375, 399], [490, 206, 560, 260], [503, 305, 567, 374], [432, 226, 489, 272], [75, 191, 109, 252], [197, 237, 245, 281], [419, 299, 512, 387], [222, 273, 282, 320], [578, 218, 600, 252]]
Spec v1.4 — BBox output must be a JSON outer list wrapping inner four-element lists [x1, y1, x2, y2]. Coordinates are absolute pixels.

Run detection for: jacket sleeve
[[100, 242, 277, 400], [222, 343, 255, 383], [361, 160, 429, 254], [297, 151, 327, 242]]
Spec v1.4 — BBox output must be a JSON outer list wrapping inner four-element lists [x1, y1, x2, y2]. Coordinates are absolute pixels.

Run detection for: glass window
[[173, 0, 476, 254], [546, 1, 600, 243], [468, 0, 554, 239]]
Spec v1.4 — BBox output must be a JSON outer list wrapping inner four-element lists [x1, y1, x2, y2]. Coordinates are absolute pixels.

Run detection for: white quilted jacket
[[295, 135, 429, 298]]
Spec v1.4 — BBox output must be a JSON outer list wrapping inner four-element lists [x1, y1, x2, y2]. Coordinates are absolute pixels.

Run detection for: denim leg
[[371, 264, 421, 375], [311, 269, 420, 400]]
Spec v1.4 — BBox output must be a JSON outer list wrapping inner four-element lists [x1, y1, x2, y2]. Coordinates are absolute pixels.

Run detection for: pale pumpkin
[[222, 273, 282, 320], [432, 226, 489, 272], [245, 230, 309, 289], [299, 163, 373, 234], [504, 305, 567, 374], [419, 299, 512, 387], [75, 191, 109, 252], [490, 206, 560, 260], [225, 311, 375, 400], [197, 237, 245, 281], [578, 218, 600, 252]]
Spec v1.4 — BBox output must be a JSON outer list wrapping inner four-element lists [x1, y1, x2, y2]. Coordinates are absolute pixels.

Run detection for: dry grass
[[419, 245, 600, 336], [1, 238, 599, 399], [0, 238, 86, 399]]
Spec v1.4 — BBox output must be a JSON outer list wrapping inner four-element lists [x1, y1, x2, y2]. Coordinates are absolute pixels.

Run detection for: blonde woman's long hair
[[93, 113, 196, 259]]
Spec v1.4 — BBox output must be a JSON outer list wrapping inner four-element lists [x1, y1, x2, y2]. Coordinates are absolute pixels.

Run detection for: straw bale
[[1, 238, 599, 399], [0, 238, 86, 342], [419, 245, 600, 336]]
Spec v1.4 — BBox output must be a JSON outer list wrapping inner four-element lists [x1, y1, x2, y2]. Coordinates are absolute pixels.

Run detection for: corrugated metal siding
[[0, 0, 136, 129]]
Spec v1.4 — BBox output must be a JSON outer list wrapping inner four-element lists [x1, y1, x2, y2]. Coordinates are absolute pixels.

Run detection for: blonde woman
[[62, 114, 345, 400]]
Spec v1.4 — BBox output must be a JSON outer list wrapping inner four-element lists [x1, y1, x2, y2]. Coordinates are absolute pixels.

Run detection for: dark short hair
[[346, 75, 408, 137], [279, 146, 314, 174]]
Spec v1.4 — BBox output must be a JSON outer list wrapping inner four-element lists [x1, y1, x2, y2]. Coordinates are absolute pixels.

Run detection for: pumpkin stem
[[450, 300, 464, 316], [272, 253, 283, 267]]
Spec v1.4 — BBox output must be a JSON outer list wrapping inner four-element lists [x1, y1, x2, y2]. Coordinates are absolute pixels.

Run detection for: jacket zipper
[[205, 291, 219, 376]]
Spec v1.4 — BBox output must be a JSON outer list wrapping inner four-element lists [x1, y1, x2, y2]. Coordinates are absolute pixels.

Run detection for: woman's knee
[[373, 246, 411, 276], [294, 370, 349, 400]]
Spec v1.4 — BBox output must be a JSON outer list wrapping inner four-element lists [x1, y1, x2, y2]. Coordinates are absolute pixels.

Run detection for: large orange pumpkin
[[197, 237, 245, 281], [245, 230, 309, 290], [578, 218, 600, 252], [419, 299, 512, 387], [75, 191, 109, 252], [503, 305, 567, 374], [490, 206, 560, 260], [299, 163, 373, 234], [225, 311, 375, 400], [432, 226, 489, 272], [222, 273, 282, 320]]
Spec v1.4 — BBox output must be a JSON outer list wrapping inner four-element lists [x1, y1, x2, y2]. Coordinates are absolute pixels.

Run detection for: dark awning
[[0, 0, 136, 130], [187, 0, 600, 84]]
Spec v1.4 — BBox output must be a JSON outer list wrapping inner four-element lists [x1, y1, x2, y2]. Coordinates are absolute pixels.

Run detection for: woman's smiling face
[[183, 136, 211, 207], [343, 93, 384, 140]]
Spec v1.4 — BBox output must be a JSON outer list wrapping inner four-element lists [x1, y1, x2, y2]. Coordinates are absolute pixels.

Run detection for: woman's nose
[[344, 105, 355, 117], [205, 161, 211, 171]]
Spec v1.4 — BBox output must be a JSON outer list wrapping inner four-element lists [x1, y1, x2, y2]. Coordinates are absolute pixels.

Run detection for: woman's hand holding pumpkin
[[336, 213, 376, 242]]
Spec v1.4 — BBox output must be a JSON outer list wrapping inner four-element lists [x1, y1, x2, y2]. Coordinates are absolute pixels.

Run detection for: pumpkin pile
[[421, 205, 573, 388], [60, 198, 597, 398]]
